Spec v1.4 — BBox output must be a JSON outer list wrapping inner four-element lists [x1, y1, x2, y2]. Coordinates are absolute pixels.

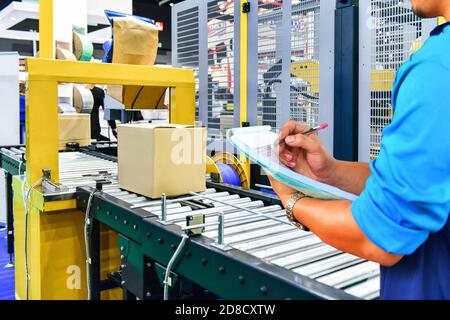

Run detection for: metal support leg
[[89, 218, 101, 300], [212, 211, 230, 251], [158, 193, 168, 225], [6, 172, 14, 267], [123, 289, 137, 300]]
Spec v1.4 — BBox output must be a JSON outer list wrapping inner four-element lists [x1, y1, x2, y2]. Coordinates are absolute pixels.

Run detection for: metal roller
[[55, 151, 381, 300]]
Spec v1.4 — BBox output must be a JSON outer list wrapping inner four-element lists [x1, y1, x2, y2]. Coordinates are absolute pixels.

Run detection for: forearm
[[328, 161, 371, 195], [291, 197, 402, 266]]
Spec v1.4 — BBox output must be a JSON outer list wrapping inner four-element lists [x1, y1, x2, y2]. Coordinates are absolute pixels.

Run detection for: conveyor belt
[[58, 152, 380, 300]]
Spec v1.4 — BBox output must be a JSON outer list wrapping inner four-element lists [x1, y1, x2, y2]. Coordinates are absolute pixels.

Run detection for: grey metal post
[[171, 4, 177, 67], [279, 0, 293, 128], [358, 0, 372, 162], [160, 193, 167, 223], [217, 211, 225, 246], [319, 0, 336, 154], [198, 0, 209, 126]]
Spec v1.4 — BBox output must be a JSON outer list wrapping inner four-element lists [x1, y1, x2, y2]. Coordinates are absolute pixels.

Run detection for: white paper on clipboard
[[227, 126, 358, 201]]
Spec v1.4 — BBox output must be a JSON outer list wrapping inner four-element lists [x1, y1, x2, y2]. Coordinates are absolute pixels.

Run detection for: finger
[[280, 150, 293, 161], [280, 158, 297, 168], [278, 120, 311, 141], [285, 133, 320, 152], [279, 150, 298, 167]]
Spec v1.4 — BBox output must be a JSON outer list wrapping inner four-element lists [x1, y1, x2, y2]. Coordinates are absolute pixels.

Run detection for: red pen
[[301, 122, 329, 136]]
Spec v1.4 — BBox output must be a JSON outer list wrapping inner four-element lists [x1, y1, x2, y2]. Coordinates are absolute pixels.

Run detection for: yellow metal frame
[[39, 0, 54, 59], [239, 1, 251, 187], [16, 0, 197, 301], [19, 57, 196, 300], [25, 58, 196, 186]]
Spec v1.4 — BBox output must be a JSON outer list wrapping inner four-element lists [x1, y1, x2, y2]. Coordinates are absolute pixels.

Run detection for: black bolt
[[146, 232, 152, 238], [218, 266, 225, 274], [106, 211, 111, 216], [238, 276, 245, 284], [96, 206, 101, 211], [133, 225, 138, 230], [115, 216, 119, 220], [158, 238, 164, 244], [201, 258, 208, 266], [171, 244, 176, 250], [186, 251, 192, 258], [123, 220, 128, 225], [260, 286, 268, 295]]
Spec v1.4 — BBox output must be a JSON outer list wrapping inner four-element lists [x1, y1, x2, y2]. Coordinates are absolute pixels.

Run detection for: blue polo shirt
[[351, 22, 450, 300]]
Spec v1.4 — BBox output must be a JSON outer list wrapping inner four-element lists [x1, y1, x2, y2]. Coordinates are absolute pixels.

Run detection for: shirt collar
[[430, 20, 450, 36]]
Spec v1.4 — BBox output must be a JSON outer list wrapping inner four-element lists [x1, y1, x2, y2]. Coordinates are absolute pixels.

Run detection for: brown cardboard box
[[118, 123, 206, 198], [107, 16, 163, 109], [58, 114, 91, 150], [106, 85, 166, 109], [112, 17, 159, 66]]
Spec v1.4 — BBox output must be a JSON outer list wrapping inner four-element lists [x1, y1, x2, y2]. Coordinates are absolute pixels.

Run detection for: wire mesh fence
[[369, 0, 422, 158]]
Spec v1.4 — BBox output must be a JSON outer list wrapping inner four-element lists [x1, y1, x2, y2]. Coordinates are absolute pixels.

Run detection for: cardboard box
[[112, 17, 159, 66], [118, 123, 206, 198], [106, 84, 167, 109], [58, 114, 91, 150]]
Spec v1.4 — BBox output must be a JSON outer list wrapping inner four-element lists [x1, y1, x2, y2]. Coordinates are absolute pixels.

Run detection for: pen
[[278, 123, 328, 146]]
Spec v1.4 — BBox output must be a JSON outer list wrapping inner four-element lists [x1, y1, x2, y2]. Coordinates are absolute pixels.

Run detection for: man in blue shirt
[[270, 0, 450, 299]]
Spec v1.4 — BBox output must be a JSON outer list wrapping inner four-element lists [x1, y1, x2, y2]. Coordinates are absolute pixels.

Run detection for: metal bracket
[[41, 168, 68, 194], [211, 211, 231, 251], [242, 2, 250, 13], [156, 193, 170, 225], [155, 263, 178, 289], [185, 214, 205, 236]]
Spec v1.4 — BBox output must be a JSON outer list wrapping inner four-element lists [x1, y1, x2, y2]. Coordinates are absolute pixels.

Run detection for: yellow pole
[[39, 0, 54, 59], [239, 1, 251, 188], [240, 1, 248, 126], [26, 80, 59, 185]]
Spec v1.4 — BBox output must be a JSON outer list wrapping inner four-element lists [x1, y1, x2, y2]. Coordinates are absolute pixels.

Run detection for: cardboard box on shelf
[[58, 114, 91, 150], [118, 123, 206, 199]]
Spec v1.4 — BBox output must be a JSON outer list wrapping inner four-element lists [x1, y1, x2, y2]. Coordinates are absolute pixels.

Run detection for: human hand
[[278, 120, 337, 185]]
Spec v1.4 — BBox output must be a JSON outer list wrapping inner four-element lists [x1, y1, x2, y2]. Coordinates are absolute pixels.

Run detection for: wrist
[[280, 193, 295, 208], [285, 192, 310, 232], [322, 158, 340, 186]]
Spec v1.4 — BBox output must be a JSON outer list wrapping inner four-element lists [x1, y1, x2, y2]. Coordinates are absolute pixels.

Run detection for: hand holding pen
[[278, 123, 328, 147]]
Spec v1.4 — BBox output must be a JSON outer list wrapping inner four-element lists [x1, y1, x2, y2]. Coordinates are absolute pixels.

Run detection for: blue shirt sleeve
[[352, 61, 450, 255]]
